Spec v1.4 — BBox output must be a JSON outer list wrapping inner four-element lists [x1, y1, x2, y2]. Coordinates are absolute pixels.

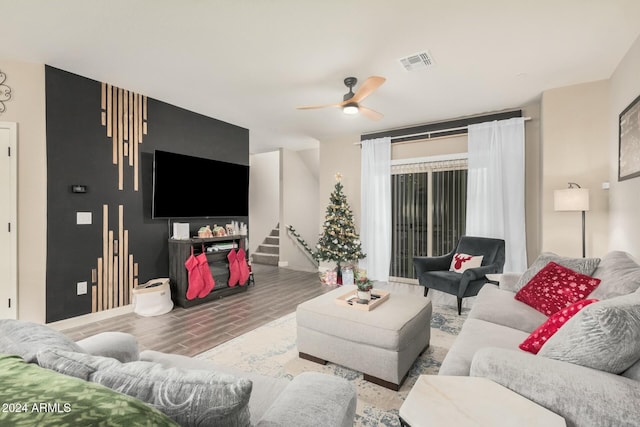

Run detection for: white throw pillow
[[450, 253, 483, 273]]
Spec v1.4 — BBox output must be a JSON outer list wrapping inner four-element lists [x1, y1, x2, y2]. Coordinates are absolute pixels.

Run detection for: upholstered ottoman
[[296, 284, 432, 390]]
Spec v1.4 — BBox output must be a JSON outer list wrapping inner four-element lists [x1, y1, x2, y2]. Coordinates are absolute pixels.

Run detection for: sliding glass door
[[390, 162, 467, 280]]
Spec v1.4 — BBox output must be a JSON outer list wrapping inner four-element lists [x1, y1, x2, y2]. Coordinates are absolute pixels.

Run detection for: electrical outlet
[[77, 281, 88, 295]]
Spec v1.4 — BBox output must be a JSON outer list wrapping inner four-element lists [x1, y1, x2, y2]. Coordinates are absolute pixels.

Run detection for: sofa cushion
[[438, 318, 529, 376], [538, 293, 640, 374], [0, 354, 177, 426], [468, 286, 548, 333], [0, 319, 84, 363], [590, 251, 640, 299], [256, 372, 357, 427], [519, 299, 598, 354], [622, 358, 640, 381], [487, 273, 522, 292], [515, 262, 601, 316], [513, 253, 600, 292], [37, 348, 252, 427], [141, 349, 289, 426], [76, 331, 140, 362]]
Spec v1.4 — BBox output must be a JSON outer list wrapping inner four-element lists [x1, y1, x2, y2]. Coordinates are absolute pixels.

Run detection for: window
[[390, 157, 467, 280]]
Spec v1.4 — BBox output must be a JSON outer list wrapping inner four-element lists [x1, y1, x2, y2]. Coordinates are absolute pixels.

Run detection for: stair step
[[252, 252, 279, 266], [269, 228, 279, 237], [264, 236, 279, 245], [258, 244, 279, 254]]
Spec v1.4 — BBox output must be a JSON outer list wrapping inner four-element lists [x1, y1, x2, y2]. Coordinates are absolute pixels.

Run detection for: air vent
[[399, 51, 436, 71]]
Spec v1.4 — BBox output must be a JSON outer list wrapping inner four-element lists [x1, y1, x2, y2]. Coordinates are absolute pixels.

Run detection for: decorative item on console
[[197, 226, 213, 238], [172, 222, 190, 240], [224, 221, 248, 236], [198, 224, 233, 238], [211, 225, 227, 237]]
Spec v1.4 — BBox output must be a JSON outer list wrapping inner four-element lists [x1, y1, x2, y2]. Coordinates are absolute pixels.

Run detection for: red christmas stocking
[[227, 248, 240, 287], [185, 248, 204, 300], [237, 248, 250, 286], [197, 251, 215, 298]]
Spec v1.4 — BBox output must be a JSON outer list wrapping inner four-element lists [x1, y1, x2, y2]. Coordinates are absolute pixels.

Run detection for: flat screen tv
[[152, 150, 249, 218]]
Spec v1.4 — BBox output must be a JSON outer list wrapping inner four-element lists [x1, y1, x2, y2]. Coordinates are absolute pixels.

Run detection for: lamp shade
[[554, 188, 590, 212]]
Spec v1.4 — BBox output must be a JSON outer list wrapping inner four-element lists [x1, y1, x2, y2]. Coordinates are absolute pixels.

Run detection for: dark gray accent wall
[[45, 66, 249, 323]]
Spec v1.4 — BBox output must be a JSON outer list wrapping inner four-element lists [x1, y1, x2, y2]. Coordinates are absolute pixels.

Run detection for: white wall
[[249, 151, 279, 254], [540, 80, 611, 258], [279, 147, 319, 271], [609, 35, 640, 256], [0, 60, 47, 323]]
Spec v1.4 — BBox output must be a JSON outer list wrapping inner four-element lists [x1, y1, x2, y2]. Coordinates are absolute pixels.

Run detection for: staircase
[[252, 224, 280, 266]]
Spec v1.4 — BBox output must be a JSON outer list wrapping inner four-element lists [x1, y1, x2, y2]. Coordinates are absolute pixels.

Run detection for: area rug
[[196, 304, 466, 426]]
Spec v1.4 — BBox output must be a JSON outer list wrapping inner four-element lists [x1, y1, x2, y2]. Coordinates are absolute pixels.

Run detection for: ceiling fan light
[[343, 103, 359, 115]]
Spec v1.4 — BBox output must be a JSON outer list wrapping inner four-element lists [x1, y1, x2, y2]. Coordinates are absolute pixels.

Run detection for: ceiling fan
[[297, 76, 386, 120]]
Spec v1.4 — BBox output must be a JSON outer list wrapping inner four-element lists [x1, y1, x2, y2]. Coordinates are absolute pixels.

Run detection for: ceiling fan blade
[[350, 76, 386, 103], [296, 101, 345, 110], [359, 106, 384, 121]]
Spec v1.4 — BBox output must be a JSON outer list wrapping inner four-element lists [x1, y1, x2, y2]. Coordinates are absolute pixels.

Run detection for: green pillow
[[37, 348, 252, 427], [0, 354, 177, 426]]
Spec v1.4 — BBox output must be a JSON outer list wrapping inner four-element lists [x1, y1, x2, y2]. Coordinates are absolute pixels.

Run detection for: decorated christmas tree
[[315, 173, 365, 269]]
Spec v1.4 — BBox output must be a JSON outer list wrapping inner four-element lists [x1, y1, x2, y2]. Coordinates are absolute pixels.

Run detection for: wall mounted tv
[[152, 150, 249, 218]]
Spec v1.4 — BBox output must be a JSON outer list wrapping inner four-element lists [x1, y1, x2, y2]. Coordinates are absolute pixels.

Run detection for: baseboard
[[47, 304, 134, 331], [278, 261, 289, 267]]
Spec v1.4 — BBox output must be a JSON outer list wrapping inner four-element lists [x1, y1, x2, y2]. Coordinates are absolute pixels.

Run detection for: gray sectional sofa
[[438, 251, 640, 427], [0, 320, 357, 426]]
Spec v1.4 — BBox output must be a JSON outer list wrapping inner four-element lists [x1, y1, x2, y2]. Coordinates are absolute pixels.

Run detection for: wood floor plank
[[62, 265, 333, 357]]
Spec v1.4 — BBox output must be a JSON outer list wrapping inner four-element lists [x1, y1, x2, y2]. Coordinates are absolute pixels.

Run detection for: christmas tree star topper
[[335, 172, 342, 182]]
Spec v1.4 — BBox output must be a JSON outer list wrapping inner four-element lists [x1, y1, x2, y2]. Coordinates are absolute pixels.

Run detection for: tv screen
[[152, 150, 249, 218]]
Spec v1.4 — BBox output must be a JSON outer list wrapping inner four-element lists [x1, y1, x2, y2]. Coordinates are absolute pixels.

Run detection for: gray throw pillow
[[538, 293, 640, 374], [0, 319, 84, 363], [590, 251, 640, 300], [514, 252, 601, 292], [37, 349, 252, 427]]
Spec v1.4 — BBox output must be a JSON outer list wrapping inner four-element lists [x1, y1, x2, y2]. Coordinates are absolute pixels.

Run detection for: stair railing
[[286, 225, 319, 268]]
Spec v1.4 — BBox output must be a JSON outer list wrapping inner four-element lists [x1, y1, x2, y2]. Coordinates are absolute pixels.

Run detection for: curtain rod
[[355, 116, 531, 145]]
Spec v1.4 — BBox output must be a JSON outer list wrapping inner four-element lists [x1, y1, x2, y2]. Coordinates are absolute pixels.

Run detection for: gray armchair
[[413, 236, 505, 314]]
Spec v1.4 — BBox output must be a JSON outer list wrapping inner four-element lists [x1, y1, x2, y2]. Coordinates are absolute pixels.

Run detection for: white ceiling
[[2, 1, 640, 153]]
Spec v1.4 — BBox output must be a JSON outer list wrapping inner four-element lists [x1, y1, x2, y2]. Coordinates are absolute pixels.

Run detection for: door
[[0, 122, 17, 318], [390, 160, 467, 280]]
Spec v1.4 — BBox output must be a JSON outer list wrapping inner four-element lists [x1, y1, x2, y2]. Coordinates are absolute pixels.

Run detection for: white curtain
[[466, 118, 527, 272], [360, 137, 391, 281]]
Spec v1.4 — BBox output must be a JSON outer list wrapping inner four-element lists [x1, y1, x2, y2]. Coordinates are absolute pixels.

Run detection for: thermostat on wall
[[71, 185, 88, 193]]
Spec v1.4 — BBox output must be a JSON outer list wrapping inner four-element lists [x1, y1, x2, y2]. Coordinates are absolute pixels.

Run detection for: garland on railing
[[286, 225, 318, 261]]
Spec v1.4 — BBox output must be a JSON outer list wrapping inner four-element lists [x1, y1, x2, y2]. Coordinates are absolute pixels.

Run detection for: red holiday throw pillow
[[519, 299, 598, 354], [515, 261, 601, 316]]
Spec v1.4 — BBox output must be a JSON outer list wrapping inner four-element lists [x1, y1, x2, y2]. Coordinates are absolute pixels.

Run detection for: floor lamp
[[554, 182, 590, 258]]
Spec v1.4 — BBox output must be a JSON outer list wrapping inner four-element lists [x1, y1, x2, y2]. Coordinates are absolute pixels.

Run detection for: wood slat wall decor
[[92, 204, 138, 313], [100, 83, 147, 191]]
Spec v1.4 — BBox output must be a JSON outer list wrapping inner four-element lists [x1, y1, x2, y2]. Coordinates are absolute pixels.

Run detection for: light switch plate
[[77, 212, 92, 225], [77, 281, 88, 295]]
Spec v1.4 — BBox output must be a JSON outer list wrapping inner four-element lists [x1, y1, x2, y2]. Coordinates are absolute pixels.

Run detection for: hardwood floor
[[61, 265, 333, 357]]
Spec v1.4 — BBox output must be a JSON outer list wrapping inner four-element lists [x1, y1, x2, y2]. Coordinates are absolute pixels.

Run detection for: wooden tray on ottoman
[[335, 288, 390, 311]]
